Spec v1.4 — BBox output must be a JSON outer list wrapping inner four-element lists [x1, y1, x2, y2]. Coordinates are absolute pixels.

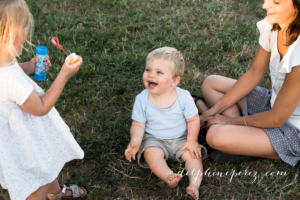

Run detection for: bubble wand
[[51, 37, 79, 64]]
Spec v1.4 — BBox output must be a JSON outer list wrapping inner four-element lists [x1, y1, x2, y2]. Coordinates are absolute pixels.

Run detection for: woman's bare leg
[[206, 124, 280, 159], [201, 75, 241, 118], [201, 75, 279, 160], [143, 147, 182, 188]]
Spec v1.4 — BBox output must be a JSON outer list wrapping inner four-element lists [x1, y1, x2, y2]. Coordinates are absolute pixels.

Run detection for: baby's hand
[[180, 140, 202, 159], [60, 55, 83, 79], [124, 141, 140, 162]]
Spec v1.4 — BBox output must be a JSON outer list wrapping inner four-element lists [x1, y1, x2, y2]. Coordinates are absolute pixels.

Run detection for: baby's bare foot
[[186, 184, 199, 200], [166, 173, 182, 188]]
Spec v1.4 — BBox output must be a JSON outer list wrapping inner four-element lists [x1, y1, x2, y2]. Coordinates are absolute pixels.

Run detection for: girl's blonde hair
[[0, 0, 34, 60], [146, 47, 185, 78]]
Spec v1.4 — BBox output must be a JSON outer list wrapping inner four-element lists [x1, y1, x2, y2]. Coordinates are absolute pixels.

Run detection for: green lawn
[[1, 0, 300, 199]]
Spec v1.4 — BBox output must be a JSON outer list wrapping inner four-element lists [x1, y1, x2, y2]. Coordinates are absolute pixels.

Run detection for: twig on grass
[[108, 164, 141, 179]]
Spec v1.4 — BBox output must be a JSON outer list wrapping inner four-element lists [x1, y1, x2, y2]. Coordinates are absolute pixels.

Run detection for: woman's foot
[[192, 95, 209, 114], [166, 173, 182, 188], [211, 151, 260, 164], [186, 184, 199, 200]]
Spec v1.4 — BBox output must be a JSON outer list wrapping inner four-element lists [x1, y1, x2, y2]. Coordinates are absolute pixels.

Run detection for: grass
[[1, 0, 300, 199]]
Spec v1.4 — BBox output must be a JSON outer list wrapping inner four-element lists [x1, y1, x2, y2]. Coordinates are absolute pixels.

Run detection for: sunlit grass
[[1, 0, 299, 199]]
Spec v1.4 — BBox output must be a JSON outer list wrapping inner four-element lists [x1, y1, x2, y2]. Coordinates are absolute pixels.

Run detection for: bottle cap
[[36, 46, 48, 55]]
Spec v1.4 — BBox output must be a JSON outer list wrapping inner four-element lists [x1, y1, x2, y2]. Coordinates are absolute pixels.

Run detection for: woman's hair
[[271, 0, 300, 46], [146, 47, 185, 78], [0, 0, 33, 60]]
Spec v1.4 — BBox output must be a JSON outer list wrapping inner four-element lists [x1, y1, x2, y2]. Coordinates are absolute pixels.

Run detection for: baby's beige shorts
[[137, 132, 208, 168]]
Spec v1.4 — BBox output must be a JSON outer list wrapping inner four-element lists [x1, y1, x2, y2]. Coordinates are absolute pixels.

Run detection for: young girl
[[0, 0, 87, 199]]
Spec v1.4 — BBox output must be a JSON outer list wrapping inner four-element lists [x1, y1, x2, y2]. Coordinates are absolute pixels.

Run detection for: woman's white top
[[257, 18, 300, 129], [0, 63, 84, 200]]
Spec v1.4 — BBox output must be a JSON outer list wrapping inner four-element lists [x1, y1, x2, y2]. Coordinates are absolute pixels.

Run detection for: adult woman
[[196, 0, 300, 166]]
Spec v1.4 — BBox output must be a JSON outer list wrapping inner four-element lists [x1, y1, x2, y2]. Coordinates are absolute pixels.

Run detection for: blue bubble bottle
[[34, 46, 48, 81]]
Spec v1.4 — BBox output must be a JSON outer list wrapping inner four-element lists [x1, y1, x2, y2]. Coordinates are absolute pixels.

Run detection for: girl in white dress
[[0, 0, 87, 199], [194, 0, 300, 166]]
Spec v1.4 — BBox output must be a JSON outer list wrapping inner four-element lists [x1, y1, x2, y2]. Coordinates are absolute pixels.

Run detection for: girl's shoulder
[[0, 63, 36, 106]]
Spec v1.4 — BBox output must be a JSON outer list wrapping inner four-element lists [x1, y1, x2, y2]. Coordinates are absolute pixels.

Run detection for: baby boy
[[124, 47, 207, 200]]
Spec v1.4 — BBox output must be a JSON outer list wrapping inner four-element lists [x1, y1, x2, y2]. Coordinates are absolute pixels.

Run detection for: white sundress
[[0, 62, 84, 200]]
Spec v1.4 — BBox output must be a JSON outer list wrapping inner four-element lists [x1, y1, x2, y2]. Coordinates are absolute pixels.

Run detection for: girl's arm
[[203, 45, 271, 117], [20, 55, 82, 116], [230, 65, 300, 128], [19, 56, 51, 74]]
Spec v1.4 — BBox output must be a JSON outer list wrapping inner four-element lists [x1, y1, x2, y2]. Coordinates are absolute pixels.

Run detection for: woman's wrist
[[231, 116, 245, 126]]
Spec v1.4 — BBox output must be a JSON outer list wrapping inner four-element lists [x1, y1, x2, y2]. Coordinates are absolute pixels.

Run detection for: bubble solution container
[[34, 46, 48, 81]]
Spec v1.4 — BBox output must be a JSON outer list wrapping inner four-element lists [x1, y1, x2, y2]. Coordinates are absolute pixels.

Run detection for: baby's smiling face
[[143, 59, 178, 95]]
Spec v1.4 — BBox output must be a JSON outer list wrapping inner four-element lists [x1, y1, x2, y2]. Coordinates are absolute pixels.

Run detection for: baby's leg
[[144, 147, 182, 188], [181, 151, 203, 200]]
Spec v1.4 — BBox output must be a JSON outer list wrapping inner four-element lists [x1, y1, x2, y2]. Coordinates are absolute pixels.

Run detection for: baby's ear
[[172, 76, 181, 87]]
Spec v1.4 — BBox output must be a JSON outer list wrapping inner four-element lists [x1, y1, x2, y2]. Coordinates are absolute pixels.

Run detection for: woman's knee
[[202, 75, 220, 92], [206, 125, 228, 149], [202, 75, 236, 95]]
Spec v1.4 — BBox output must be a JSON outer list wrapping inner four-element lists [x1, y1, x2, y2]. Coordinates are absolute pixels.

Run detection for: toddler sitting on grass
[[124, 47, 207, 200]]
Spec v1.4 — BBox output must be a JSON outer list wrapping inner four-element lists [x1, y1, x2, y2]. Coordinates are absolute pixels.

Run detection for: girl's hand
[[28, 55, 51, 74], [180, 141, 202, 159], [205, 114, 233, 128], [60, 55, 83, 79], [124, 141, 140, 162]]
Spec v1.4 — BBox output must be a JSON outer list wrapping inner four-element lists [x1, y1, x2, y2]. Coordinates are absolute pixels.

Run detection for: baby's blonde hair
[[146, 47, 185, 78], [0, 0, 34, 60]]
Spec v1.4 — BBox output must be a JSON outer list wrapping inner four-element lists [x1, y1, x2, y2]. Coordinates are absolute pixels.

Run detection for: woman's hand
[[205, 114, 233, 128], [200, 107, 219, 129], [202, 107, 218, 119], [180, 140, 202, 159]]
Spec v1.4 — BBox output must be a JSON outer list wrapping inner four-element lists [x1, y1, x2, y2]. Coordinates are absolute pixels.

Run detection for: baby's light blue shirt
[[131, 87, 198, 140]]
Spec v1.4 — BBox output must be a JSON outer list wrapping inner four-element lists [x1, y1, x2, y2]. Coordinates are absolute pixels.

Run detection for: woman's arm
[[203, 46, 270, 117], [230, 65, 300, 128]]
